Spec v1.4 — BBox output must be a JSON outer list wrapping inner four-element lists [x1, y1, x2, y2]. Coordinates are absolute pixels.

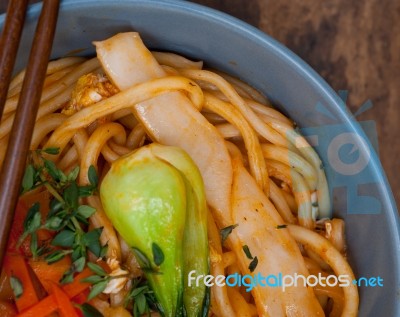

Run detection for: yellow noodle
[[126, 123, 146, 149], [207, 209, 236, 317], [221, 251, 236, 269], [0, 85, 74, 140], [79, 122, 126, 184], [30, 113, 67, 150], [213, 70, 268, 105], [323, 218, 346, 254], [108, 140, 131, 156], [152, 51, 203, 70], [204, 91, 268, 193], [8, 56, 86, 92], [101, 144, 122, 163], [267, 120, 331, 218], [180, 69, 288, 146], [287, 225, 358, 317], [45, 76, 204, 158], [261, 143, 318, 190], [4, 58, 99, 115], [266, 159, 314, 228], [57, 145, 79, 172], [215, 123, 241, 138], [226, 285, 258, 317], [279, 187, 297, 213], [269, 179, 296, 224], [72, 129, 89, 162]]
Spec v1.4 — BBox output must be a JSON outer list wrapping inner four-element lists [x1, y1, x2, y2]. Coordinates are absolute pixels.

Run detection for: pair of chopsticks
[[0, 0, 60, 265]]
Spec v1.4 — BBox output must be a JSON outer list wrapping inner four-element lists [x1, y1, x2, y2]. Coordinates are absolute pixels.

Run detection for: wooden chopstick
[[0, 0, 30, 119], [0, 0, 60, 265]]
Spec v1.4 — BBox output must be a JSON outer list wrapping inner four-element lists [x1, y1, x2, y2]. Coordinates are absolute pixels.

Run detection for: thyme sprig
[[19, 148, 106, 283]]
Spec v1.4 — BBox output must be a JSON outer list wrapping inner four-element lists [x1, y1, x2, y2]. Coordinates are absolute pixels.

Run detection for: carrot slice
[[3, 254, 40, 312], [28, 257, 71, 293], [50, 283, 80, 317], [62, 268, 92, 298], [16, 268, 94, 316]]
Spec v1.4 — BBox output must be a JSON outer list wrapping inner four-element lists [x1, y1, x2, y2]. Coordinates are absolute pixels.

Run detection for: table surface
[[1, 0, 399, 209]]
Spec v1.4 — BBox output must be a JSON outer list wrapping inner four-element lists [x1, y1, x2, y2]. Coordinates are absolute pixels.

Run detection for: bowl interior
[[2, 0, 399, 315]]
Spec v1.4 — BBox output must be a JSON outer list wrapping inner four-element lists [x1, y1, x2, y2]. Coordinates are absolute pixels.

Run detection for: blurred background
[[1, 0, 399, 209]]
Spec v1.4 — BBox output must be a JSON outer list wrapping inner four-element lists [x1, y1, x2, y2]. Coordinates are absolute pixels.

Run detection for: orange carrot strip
[[16, 268, 93, 316], [28, 256, 71, 294], [51, 283, 80, 317], [16, 295, 57, 317], [3, 254, 40, 312], [62, 268, 93, 298]]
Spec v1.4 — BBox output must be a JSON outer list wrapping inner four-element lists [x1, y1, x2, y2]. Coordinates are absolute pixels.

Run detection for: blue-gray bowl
[[1, 0, 399, 315]]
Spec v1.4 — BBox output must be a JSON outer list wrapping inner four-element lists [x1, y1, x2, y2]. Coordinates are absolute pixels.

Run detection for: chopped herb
[[19, 149, 103, 283], [152, 243, 164, 266], [42, 147, 60, 155], [276, 224, 287, 229], [125, 278, 161, 317], [242, 245, 253, 259], [87, 262, 107, 277], [78, 303, 104, 317], [51, 230, 75, 247], [77, 205, 96, 218], [87, 279, 108, 301], [220, 224, 238, 242], [248, 256, 258, 273], [132, 248, 151, 270], [10, 275, 23, 299], [88, 165, 98, 188], [21, 164, 35, 193]]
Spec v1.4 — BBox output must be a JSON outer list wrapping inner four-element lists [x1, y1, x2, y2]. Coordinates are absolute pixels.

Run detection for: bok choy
[[100, 143, 209, 317]]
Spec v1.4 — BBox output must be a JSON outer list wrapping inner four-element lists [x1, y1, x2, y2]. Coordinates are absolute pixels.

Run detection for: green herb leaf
[[220, 224, 238, 242], [81, 275, 104, 284], [22, 164, 36, 192], [23, 203, 41, 234], [78, 185, 96, 197], [44, 159, 61, 181], [87, 280, 108, 301], [88, 165, 98, 188], [87, 262, 107, 277], [51, 230, 75, 247], [67, 166, 80, 182], [43, 147, 60, 155], [45, 216, 65, 231], [72, 256, 86, 273], [64, 182, 79, 209], [132, 248, 151, 270], [248, 256, 258, 272], [83, 228, 103, 257], [276, 224, 287, 229], [242, 245, 253, 260], [10, 275, 23, 299], [135, 293, 147, 314], [99, 245, 108, 259], [312, 202, 319, 207], [152, 242, 164, 266], [60, 271, 74, 284], [77, 205, 96, 218], [79, 303, 104, 317], [45, 250, 68, 264], [30, 232, 38, 258]]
